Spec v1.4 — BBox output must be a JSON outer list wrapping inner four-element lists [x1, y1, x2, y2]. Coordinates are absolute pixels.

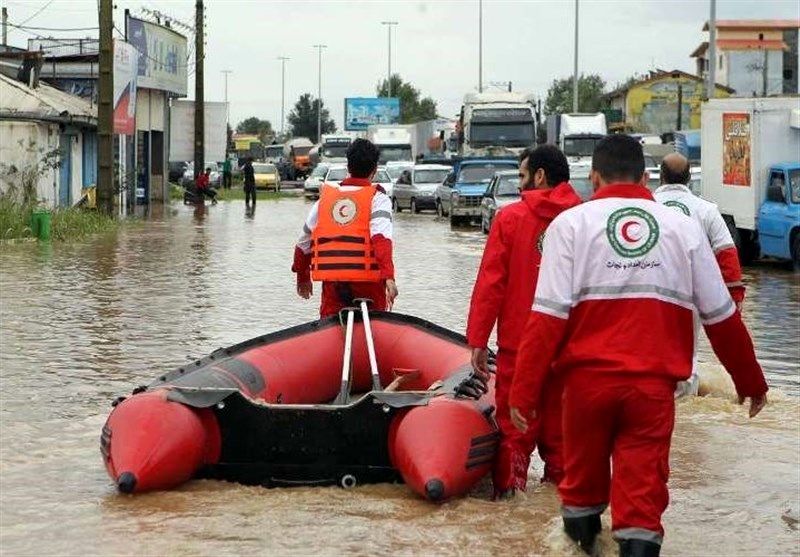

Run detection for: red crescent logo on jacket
[[332, 198, 357, 225]]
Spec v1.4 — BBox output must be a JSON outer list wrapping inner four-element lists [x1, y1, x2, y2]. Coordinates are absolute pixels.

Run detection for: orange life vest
[[311, 184, 380, 282]]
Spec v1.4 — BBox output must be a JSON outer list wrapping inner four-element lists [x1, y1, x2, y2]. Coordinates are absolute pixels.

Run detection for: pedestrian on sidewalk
[[509, 135, 768, 557], [222, 157, 233, 189], [292, 138, 398, 318], [242, 158, 256, 207], [654, 152, 745, 397], [466, 144, 582, 499]]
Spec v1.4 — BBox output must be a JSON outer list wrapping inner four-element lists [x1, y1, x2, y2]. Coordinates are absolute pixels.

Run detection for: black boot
[[618, 538, 661, 557], [563, 514, 601, 555]]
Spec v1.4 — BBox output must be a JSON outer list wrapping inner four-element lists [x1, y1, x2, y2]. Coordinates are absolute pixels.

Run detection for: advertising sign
[[722, 113, 751, 187], [126, 16, 188, 96], [169, 100, 228, 162], [113, 40, 138, 135], [344, 97, 400, 131]]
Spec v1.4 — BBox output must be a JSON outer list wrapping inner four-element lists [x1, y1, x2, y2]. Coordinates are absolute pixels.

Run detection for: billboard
[[169, 100, 228, 163], [722, 113, 751, 187], [344, 97, 400, 131], [113, 40, 138, 135], [126, 16, 188, 96]]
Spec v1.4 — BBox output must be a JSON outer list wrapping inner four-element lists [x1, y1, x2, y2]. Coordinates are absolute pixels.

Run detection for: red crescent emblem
[[621, 221, 641, 243], [338, 205, 348, 218]]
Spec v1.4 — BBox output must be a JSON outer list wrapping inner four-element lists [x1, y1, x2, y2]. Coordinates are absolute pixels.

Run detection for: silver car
[[393, 164, 451, 213], [480, 170, 521, 234], [304, 163, 330, 199]]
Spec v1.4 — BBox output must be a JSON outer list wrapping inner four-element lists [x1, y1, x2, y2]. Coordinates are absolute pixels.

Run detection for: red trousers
[[494, 349, 564, 493], [559, 373, 675, 544], [319, 281, 387, 318]]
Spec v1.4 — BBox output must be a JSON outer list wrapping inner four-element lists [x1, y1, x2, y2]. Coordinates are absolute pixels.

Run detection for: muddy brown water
[[1, 198, 798, 556]]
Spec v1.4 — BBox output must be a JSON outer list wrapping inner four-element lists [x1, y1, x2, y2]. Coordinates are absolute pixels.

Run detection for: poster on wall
[[344, 98, 400, 131], [113, 40, 138, 135], [126, 15, 188, 96], [722, 112, 751, 187]]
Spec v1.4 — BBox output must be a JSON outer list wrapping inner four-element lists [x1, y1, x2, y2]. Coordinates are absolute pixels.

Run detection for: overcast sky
[[3, 0, 799, 130]]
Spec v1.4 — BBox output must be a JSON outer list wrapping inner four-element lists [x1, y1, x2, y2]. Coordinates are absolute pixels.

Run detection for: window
[[326, 168, 347, 181], [789, 169, 800, 204], [495, 175, 520, 196], [718, 54, 723, 70], [767, 172, 786, 203], [413, 169, 450, 184]]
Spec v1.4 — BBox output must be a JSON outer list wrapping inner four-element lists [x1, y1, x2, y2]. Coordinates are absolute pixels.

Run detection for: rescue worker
[[292, 138, 398, 318], [509, 135, 768, 557], [466, 145, 581, 498], [654, 152, 745, 397]]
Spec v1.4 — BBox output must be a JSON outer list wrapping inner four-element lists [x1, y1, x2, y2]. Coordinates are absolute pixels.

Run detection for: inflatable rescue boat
[[101, 305, 497, 501]]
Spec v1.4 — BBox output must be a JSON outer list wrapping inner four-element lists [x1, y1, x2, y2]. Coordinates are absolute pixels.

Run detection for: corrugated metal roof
[[0, 73, 96, 125]]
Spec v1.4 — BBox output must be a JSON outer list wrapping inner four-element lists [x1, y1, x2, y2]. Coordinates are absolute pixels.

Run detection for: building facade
[[691, 19, 800, 96]]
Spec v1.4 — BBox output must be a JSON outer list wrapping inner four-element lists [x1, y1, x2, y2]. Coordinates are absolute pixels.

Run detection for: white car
[[385, 162, 414, 184], [182, 161, 221, 187], [393, 164, 451, 213], [304, 163, 330, 199], [322, 165, 348, 187], [374, 167, 394, 198]]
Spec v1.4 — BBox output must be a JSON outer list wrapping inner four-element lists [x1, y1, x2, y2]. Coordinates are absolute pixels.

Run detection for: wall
[[624, 77, 732, 134], [726, 50, 784, 96], [134, 88, 168, 202], [0, 121, 60, 206]]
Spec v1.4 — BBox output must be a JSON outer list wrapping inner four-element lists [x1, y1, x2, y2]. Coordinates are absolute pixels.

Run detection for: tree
[[375, 74, 437, 123], [544, 74, 607, 115], [235, 117, 274, 143], [287, 94, 336, 143]]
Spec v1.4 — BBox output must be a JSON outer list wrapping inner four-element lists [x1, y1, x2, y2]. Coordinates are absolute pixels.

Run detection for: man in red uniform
[[509, 135, 768, 556], [466, 145, 581, 498], [292, 138, 398, 317]]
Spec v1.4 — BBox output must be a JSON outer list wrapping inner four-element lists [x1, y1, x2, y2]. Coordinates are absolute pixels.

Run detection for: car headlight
[[451, 191, 459, 206]]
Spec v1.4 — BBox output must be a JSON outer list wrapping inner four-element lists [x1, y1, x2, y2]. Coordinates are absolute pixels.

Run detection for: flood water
[[1, 197, 798, 556]]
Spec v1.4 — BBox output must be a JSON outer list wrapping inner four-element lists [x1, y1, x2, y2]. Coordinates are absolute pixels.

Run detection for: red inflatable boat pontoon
[[101, 310, 498, 501]]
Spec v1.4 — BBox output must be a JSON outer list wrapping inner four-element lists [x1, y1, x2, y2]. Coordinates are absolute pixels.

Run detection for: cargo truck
[[366, 125, 416, 164], [458, 92, 536, 157], [283, 137, 315, 180], [700, 97, 800, 265], [545, 113, 607, 166]]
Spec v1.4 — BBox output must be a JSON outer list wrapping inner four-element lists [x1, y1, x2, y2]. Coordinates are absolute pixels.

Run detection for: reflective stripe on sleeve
[[699, 298, 735, 324]]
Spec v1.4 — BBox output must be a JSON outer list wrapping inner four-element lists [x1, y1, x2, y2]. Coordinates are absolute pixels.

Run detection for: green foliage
[[375, 74, 438, 123], [544, 74, 607, 115], [0, 199, 119, 242], [0, 139, 61, 205], [287, 94, 336, 143], [235, 117, 274, 143]]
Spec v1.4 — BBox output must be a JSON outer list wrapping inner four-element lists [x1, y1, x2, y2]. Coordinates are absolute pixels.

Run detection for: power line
[[9, 22, 98, 31], [15, 0, 55, 28]]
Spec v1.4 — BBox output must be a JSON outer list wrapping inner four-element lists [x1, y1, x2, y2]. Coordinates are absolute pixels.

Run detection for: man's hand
[[510, 407, 534, 433], [738, 393, 767, 418], [297, 281, 313, 300], [471, 347, 489, 380], [385, 279, 398, 310]]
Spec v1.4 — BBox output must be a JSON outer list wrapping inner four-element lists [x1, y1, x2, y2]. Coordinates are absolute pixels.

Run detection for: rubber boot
[[563, 513, 602, 555], [618, 539, 661, 557]]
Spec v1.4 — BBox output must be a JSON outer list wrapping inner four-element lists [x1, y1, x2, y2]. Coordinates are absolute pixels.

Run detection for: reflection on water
[[1, 198, 798, 556]]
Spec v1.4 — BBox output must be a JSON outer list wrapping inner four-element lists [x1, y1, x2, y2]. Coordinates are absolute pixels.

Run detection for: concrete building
[[604, 70, 733, 135], [691, 19, 800, 96], [0, 73, 97, 208]]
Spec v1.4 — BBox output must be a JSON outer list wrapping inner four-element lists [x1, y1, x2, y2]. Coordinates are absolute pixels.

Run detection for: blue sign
[[344, 98, 401, 131]]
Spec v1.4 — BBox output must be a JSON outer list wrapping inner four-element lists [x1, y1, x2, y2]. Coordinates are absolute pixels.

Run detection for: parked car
[[393, 164, 451, 213], [168, 161, 186, 184], [303, 163, 330, 199], [435, 158, 518, 226], [480, 170, 520, 233], [253, 162, 281, 191], [323, 165, 348, 187], [374, 167, 394, 198], [385, 162, 414, 184]]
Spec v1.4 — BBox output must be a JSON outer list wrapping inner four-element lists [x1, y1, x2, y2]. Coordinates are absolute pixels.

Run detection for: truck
[[283, 137, 315, 180], [412, 119, 457, 161], [700, 97, 800, 266], [545, 113, 607, 166], [458, 92, 536, 157], [366, 125, 416, 164], [317, 134, 353, 165]]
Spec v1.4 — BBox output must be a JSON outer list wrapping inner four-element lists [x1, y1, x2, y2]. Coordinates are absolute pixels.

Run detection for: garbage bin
[[31, 208, 51, 241]]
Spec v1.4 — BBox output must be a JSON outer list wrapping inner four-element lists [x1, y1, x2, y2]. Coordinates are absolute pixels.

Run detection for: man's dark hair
[[347, 138, 380, 178], [592, 135, 645, 183], [527, 144, 570, 187], [660, 157, 690, 185], [518, 146, 534, 164]]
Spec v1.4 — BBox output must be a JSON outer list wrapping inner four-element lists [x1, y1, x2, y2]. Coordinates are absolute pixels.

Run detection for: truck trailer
[[700, 97, 800, 265], [545, 113, 607, 166], [366, 125, 416, 164]]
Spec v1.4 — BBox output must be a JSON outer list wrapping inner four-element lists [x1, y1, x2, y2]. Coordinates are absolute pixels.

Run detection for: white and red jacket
[[654, 183, 744, 304], [509, 184, 768, 417], [466, 183, 582, 351]]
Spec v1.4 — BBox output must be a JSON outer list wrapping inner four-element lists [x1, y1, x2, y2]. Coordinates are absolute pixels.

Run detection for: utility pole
[[478, 0, 483, 93], [2, 7, 8, 47], [707, 0, 717, 100], [313, 44, 326, 143], [97, 0, 114, 215], [193, 0, 204, 181], [277, 56, 289, 137], [381, 21, 397, 97], [676, 83, 683, 131], [572, 0, 579, 113], [221, 70, 232, 126]]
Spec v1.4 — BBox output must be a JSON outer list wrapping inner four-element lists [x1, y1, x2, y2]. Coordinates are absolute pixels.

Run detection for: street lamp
[[572, 0, 579, 113], [478, 0, 482, 93], [277, 56, 290, 137], [221, 69, 232, 132], [313, 44, 327, 143], [381, 21, 398, 97]]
